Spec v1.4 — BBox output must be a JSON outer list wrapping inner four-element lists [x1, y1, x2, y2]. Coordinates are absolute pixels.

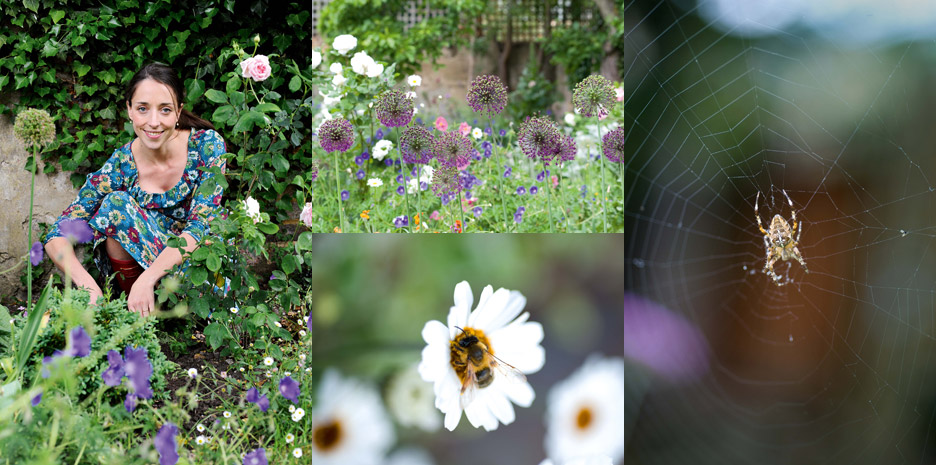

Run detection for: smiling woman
[[42, 63, 226, 318]]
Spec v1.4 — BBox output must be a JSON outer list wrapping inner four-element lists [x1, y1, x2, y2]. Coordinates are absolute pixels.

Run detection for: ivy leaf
[[204, 89, 228, 104], [99, 107, 116, 120], [186, 79, 206, 103], [232, 110, 267, 132], [74, 63, 91, 77], [24, 0, 39, 12]]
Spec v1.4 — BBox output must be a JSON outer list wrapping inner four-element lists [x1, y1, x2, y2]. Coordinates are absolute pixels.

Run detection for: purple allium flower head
[[473, 206, 483, 217], [356, 169, 365, 180], [124, 392, 138, 413], [602, 126, 626, 163], [29, 241, 43, 266], [31, 391, 42, 406], [466, 74, 509, 117], [393, 215, 409, 228], [154, 422, 180, 465], [124, 346, 153, 399], [431, 164, 462, 198], [530, 185, 538, 195], [573, 74, 616, 119], [516, 186, 526, 195], [399, 125, 434, 164], [318, 117, 355, 153], [556, 135, 577, 163], [517, 116, 562, 164], [279, 376, 301, 404], [374, 89, 414, 128], [243, 448, 268, 465], [102, 350, 125, 386], [67, 326, 91, 358], [433, 132, 472, 168], [246, 387, 270, 412], [341, 190, 350, 201]]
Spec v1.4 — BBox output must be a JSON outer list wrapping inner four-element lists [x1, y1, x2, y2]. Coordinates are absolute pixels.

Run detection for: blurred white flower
[[243, 197, 261, 223], [223, 411, 232, 418], [386, 364, 441, 431], [300, 202, 315, 228], [196, 424, 205, 432], [539, 457, 613, 465], [407, 75, 422, 87], [405, 91, 417, 99], [310, 50, 322, 69], [385, 447, 436, 465], [230, 306, 239, 314], [187, 368, 198, 378], [564, 113, 576, 126], [263, 357, 274, 366], [319, 90, 343, 107], [350, 52, 375, 75], [289, 405, 296, 413], [367, 177, 384, 188], [544, 356, 625, 465], [311, 369, 395, 465], [293, 448, 303, 458], [418, 281, 545, 431], [373, 139, 393, 160], [195, 435, 207, 445], [329, 62, 343, 74], [332, 74, 347, 86], [471, 127, 483, 140], [407, 178, 419, 194], [418, 165, 434, 184], [285, 433, 295, 443], [332, 34, 357, 55], [292, 407, 306, 422]]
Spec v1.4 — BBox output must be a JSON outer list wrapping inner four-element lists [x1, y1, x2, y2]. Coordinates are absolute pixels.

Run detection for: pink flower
[[430, 210, 441, 220], [299, 202, 314, 228], [458, 122, 471, 136], [615, 86, 624, 102], [551, 175, 558, 188], [240, 55, 272, 82], [434, 116, 448, 132], [456, 156, 471, 171]]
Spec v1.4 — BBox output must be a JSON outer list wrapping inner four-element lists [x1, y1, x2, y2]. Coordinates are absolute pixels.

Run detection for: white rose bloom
[[310, 50, 322, 69], [386, 364, 441, 431], [329, 62, 343, 74], [367, 178, 384, 188], [332, 74, 347, 87], [310, 369, 394, 465], [350, 51, 375, 76], [407, 74, 422, 87], [243, 197, 261, 223], [418, 281, 545, 431], [373, 139, 393, 161], [332, 34, 357, 55], [544, 356, 625, 464], [407, 178, 419, 194]]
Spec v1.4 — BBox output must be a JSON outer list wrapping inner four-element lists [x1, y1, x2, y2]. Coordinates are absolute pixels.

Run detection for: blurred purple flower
[[530, 185, 538, 195], [243, 448, 268, 465], [307, 312, 312, 333], [516, 186, 526, 195], [396, 186, 405, 196], [503, 165, 512, 178], [433, 132, 471, 168], [67, 326, 91, 358], [102, 350, 125, 386], [155, 422, 180, 465], [246, 387, 270, 412], [622, 293, 709, 382], [374, 89, 414, 128], [124, 392, 138, 413], [124, 346, 154, 399], [499, 129, 506, 137], [278, 376, 300, 404], [341, 190, 350, 201], [393, 215, 409, 228], [537, 170, 548, 182], [602, 126, 625, 163], [31, 391, 42, 406], [318, 117, 355, 153], [60, 219, 94, 244], [356, 169, 366, 180], [472, 206, 482, 217], [29, 241, 43, 266], [375, 128, 385, 140]]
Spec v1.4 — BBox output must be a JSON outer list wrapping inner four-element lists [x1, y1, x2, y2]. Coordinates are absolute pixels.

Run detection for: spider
[[755, 190, 808, 285]]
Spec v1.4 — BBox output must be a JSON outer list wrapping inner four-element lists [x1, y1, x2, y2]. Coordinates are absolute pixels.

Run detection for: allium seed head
[[602, 126, 626, 163], [517, 116, 562, 164], [431, 163, 462, 197], [466, 75, 508, 117], [432, 131, 472, 168], [554, 134, 577, 165], [572, 74, 616, 118], [374, 89, 414, 128], [13, 108, 56, 150], [318, 117, 355, 153], [399, 126, 434, 164]]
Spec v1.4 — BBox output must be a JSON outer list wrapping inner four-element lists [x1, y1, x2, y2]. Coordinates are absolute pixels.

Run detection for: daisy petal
[[469, 287, 510, 331], [501, 379, 535, 407], [486, 388, 516, 425], [465, 392, 499, 431], [444, 408, 462, 431], [421, 320, 449, 345], [489, 320, 545, 373]]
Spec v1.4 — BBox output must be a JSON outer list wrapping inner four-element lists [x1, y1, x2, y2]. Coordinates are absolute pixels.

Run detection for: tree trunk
[[593, 0, 620, 80], [497, 2, 513, 86]]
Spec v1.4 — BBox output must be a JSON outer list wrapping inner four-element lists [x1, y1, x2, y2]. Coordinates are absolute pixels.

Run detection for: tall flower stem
[[596, 118, 608, 233], [415, 162, 422, 233], [397, 127, 412, 233], [558, 163, 571, 232], [539, 149, 555, 233], [26, 148, 37, 312], [490, 117, 508, 232], [459, 192, 467, 233], [334, 151, 345, 233]]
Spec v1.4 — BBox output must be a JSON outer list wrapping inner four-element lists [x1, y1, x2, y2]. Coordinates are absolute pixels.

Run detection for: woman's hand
[[127, 274, 157, 317]]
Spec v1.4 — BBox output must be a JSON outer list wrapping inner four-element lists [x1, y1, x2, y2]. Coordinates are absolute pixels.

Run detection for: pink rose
[[458, 122, 470, 136], [240, 55, 272, 82], [299, 202, 314, 228], [434, 116, 448, 132]]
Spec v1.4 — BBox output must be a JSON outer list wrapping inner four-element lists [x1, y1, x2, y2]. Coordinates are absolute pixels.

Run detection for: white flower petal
[[489, 320, 545, 373], [464, 392, 499, 431], [451, 282, 474, 335], [421, 320, 449, 345], [444, 408, 462, 431], [485, 388, 516, 425], [500, 378, 535, 407]]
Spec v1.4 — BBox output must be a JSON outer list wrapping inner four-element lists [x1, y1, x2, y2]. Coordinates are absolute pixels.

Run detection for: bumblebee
[[451, 326, 526, 408]]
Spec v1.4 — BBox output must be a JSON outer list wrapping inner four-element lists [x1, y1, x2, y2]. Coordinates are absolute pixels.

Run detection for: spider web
[[622, 1, 936, 463]]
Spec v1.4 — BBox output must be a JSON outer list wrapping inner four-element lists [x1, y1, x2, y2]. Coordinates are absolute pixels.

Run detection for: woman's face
[[126, 78, 181, 153]]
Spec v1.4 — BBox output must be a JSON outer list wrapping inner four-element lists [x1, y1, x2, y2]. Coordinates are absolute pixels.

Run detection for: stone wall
[[0, 114, 79, 301]]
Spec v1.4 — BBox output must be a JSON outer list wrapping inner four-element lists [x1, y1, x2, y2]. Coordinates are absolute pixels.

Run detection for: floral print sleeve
[[44, 149, 126, 243], [181, 129, 227, 243]]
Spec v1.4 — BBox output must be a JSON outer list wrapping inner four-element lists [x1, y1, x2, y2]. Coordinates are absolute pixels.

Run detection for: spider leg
[[792, 246, 809, 273], [756, 192, 768, 235], [783, 189, 797, 233]]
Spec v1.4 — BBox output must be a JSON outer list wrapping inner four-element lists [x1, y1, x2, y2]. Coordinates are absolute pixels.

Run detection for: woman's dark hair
[[124, 63, 215, 131]]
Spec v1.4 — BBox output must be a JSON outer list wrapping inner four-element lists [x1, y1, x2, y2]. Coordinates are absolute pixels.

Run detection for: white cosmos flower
[[407, 74, 422, 87], [310, 50, 322, 69], [386, 364, 442, 431], [418, 281, 545, 431], [367, 177, 383, 188], [373, 139, 393, 160], [311, 369, 395, 465], [332, 34, 357, 55], [544, 356, 625, 464]]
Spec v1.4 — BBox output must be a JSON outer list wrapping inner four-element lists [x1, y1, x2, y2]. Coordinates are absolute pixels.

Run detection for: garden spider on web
[[755, 190, 809, 286]]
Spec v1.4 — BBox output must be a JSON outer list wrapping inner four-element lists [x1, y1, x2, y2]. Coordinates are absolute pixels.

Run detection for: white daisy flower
[[285, 371, 292, 377], [195, 435, 207, 445], [310, 369, 395, 465], [367, 177, 384, 188], [285, 433, 295, 443], [386, 363, 442, 432], [239, 367, 245, 372], [292, 408, 306, 422], [289, 405, 297, 413], [471, 127, 483, 140], [385, 447, 436, 465], [274, 321, 282, 328], [223, 411, 232, 418], [299, 330, 307, 337], [418, 281, 545, 431], [407, 74, 422, 87], [293, 447, 303, 458], [187, 368, 198, 378], [264, 357, 274, 366], [299, 353, 307, 361], [544, 356, 625, 464], [230, 306, 239, 314], [196, 424, 205, 433]]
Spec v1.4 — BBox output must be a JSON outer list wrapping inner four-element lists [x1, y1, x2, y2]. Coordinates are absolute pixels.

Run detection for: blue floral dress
[[44, 129, 227, 277]]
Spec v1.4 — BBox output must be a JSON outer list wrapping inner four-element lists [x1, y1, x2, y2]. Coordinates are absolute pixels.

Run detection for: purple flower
[[375, 128, 385, 140], [623, 293, 709, 381], [530, 185, 538, 195], [516, 186, 526, 195], [472, 206, 483, 217], [354, 155, 364, 166], [399, 125, 434, 164], [433, 132, 471, 168], [307, 312, 312, 333], [395, 186, 404, 195], [246, 387, 270, 412], [431, 164, 462, 198], [573, 74, 616, 118], [537, 170, 547, 182], [393, 215, 409, 228], [503, 165, 511, 178], [580, 185, 588, 197], [514, 212, 523, 224], [279, 376, 301, 404], [67, 326, 91, 358], [41, 350, 64, 378], [31, 391, 42, 406], [29, 241, 43, 266], [341, 190, 350, 201], [466, 74, 508, 117], [517, 117, 561, 164], [124, 392, 138, 413], [154, 422, 180, 465], [499, 129, 506, 137], [308, 161, 319, 183], [356, 169, 365, 180], [60, 219, 94, 244], [124, 346, 153, 399], [318, 117, 355, 153], [243, 448, 268, 465], [374, 89, 414, 128], [102, 350, 125, 386], [602, 126, 625, 163]]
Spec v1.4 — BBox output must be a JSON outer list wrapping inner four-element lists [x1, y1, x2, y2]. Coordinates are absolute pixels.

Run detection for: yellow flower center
[[575, 405, 593, 430], [313, 418, 343, 451]]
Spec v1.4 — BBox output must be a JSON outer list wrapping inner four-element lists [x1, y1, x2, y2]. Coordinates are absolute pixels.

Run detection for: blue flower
[[243, 448, 268, 465], [246, 387, 270, 412], [356, 169, 366, 180], [154, 423, 180, 465], [102, 350, 125, 386], [503, 165, 512, 178], [472, 206, 483, 217], [60, 219, 94, 244], [67, 326, 91, 358], [29, 241, 43, 266], [530, 185, 538, 195], [516, 186, 526, 195], [279, 376, 301, 404], [341, 190, 350, 201], [396, 186, 405, 196], [393, 215, 409, 228], [31, 391, 42, 406]]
